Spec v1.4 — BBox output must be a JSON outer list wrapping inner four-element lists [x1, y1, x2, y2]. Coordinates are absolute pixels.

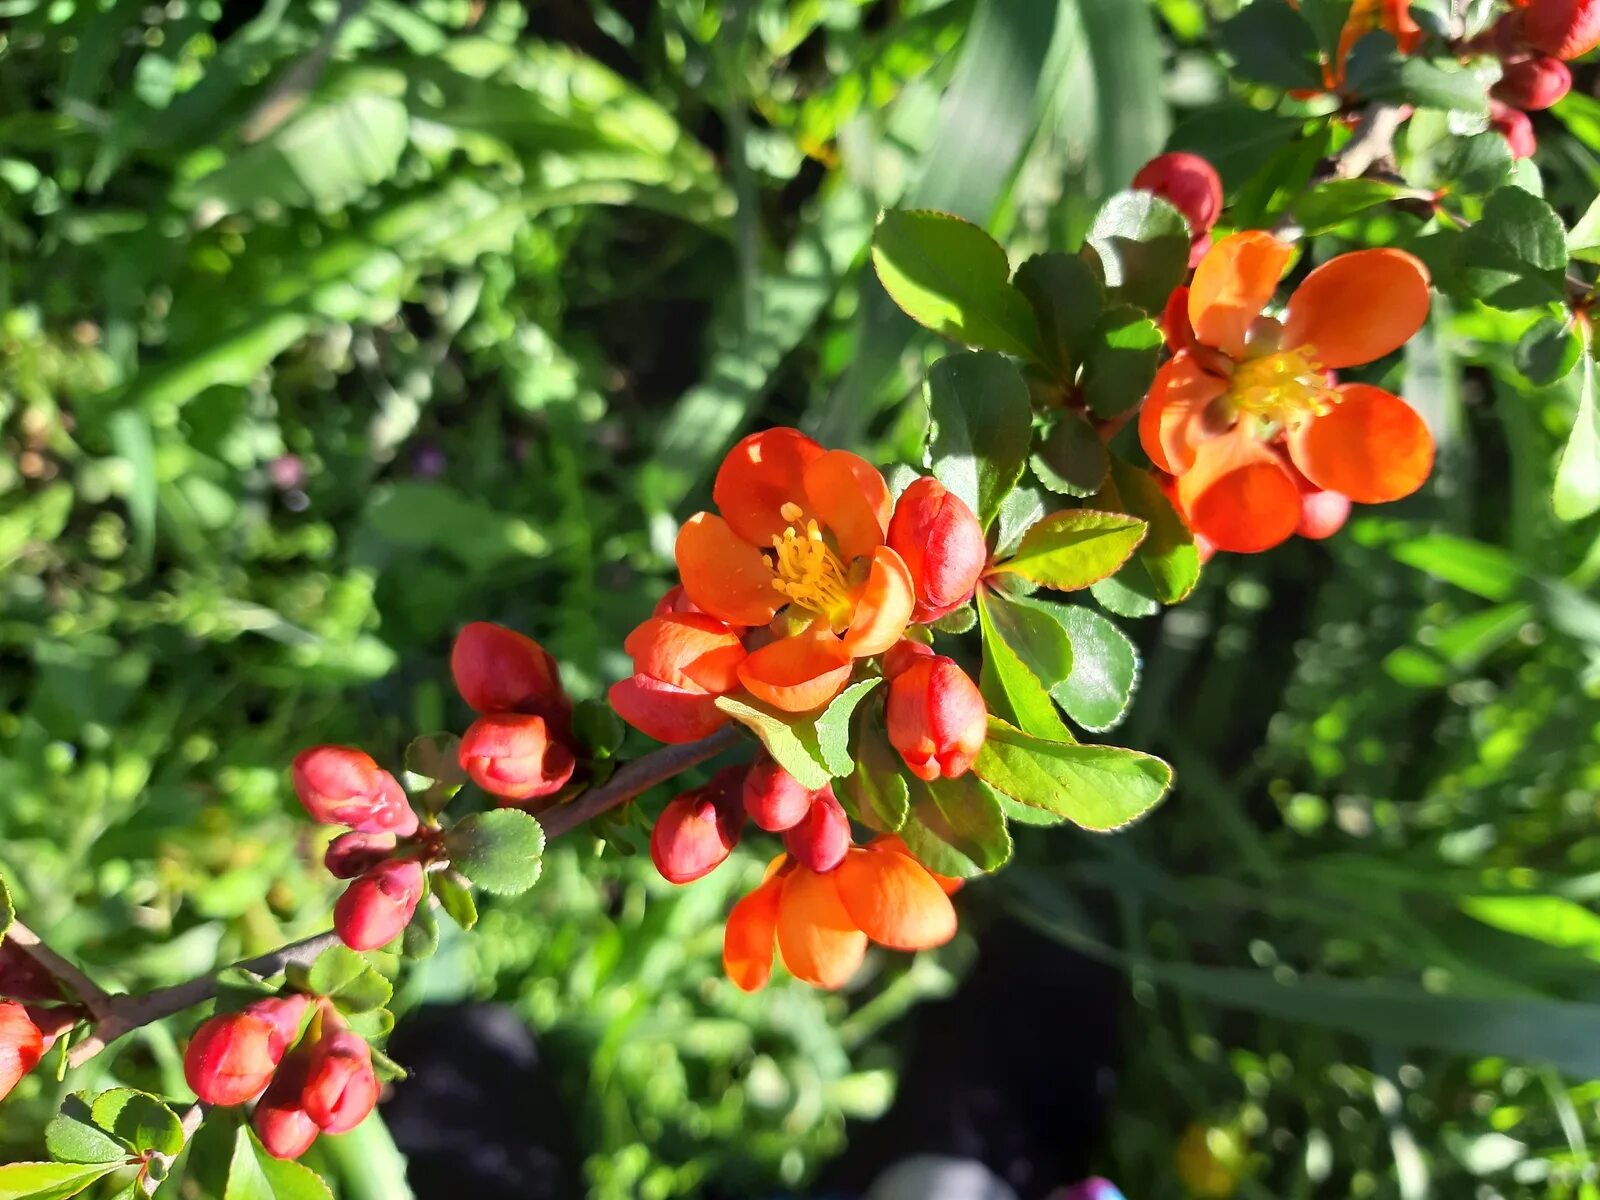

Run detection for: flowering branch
[[17, 727, 745, 1070]]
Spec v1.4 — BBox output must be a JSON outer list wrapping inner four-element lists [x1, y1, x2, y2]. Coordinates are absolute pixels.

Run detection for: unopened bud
[[252, 1050, 319, 1160], [301, 1029, 379, 1134], [782, 788, 851, 873], [333, 859, 425, 952], [1493, 54, 1572, 109], [291, 746, 418, 836], [183, 1011, 283, 1106], [450, 622, 571, 731], [1491, 101, 1538, 159], [650, 767, 745, 884], [1520, 0, 1600, 60], [458, 713, 576, 802], [742, 759, 819, 832], [886, 479, 987, 624], [0, 1001, 44, 1102], [324, 830, 397, 879], [886, 653, 988, 782], [1133, 152, 1224, 240]]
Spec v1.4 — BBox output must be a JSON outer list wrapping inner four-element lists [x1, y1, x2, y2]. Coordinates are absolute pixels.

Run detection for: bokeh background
[[3, 0, 1600, 1197]]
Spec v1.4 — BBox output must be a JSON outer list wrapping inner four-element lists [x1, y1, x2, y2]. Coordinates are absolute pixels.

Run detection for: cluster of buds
[[183, 995, 377, 1159], [452, 622, 577, 802], [1483, 0, 1595, 157], [293, 747, 427, 951]]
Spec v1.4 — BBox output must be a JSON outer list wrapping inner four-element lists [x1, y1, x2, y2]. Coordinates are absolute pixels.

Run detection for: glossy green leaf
[[0, 873, 12, 942], [44, 1104, 128, 1166], [812, 679, 884, 778], [990, 510, 1147, 591], [404, 733, 465, 787], [224, 1127, 334, 1200], [715, 695, 831, 790], [1461, 187, 1569, 309], [1569, 192, 1600, 263], [445, 809, 547, 896], [838, 712, 910, 835], [1014, 251, 1105, 379], [1516, 318, 1582, 386], [927, 351, 1035, 530], [1555, 351, 1600, 521], [1049, 602, 1140, 733], [433, 872, 478, 931], [0, 1163, 119, 1200], [1031, 411, 1109, 498], [899, 772, 1013, 878], [302, 945, 393, 1014], [1082, 308, 1164, 418], [90, 1090, 183, 1157], [978, 590, 1074, 742], [1215, 0, 1323, 89], [1086, 193, 1191, 315], [402, 880, 439, 961], [871, 210, 1042, 360], [1292, 178, 1408, 234], [974, 718, 1172, 831], [1093, 457, 1200, 605]]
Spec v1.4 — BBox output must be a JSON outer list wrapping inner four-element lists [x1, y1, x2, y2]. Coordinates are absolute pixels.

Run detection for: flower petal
[[1188, 231, 1294, 359], [724, 874, 784, 993], [1282, 249, 1431, 370], [868, 834, 963, 895], [676, 512, 782, 626], [1288, 383, 1434, 504], [738, 625, 853, 713], [775, 867, 868, 989], [1138, 352, 1229, 475], [713, 428, 826, 547], [803, 449, 892, 562], [842, 547, 915, 658], [835, 848, 957, 951], [608, 676, 728, 744], [625, 613, 746, 693], [1178, 430, 1301, 554]]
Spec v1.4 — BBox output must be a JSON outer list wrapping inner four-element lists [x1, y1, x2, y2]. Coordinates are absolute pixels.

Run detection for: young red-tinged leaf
[[444, 809, 546, 896], [988, 510, 1147, 591], [1093, 457, 1200, 605], [974, 718, 1171, 831], [871, 210, 1044, 361], [0, 1161, 120, 1200], [899, 772, 1013, 879], [926, 351, 1034, 531], [977, 590, 1074, 742]]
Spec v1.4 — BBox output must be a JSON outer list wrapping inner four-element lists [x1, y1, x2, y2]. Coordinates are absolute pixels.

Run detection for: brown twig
[[6, 920, 113, 1021], [1333, 103, 1410, 181], [53, 726, 745, 1068]]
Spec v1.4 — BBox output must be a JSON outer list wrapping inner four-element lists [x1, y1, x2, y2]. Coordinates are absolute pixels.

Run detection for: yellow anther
[[780, 502, 804, 523], [769, 517, 854, 628], [1227, 344, 1331, 430]]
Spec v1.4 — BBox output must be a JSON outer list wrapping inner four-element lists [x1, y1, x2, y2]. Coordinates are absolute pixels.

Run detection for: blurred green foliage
[[3, 0, 1600, 1197]]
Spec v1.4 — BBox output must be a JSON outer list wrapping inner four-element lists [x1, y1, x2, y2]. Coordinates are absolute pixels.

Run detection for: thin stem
[[6, 920, 113, 1020], [54, 726, 745, 1068], [1333, 103, 1408, 181]]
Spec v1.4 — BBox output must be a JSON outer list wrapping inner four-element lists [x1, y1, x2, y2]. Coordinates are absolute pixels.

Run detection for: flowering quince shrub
[[2, 2, 1600, 1197]]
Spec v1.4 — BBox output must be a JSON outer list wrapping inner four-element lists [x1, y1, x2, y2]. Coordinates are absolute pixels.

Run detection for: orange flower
[[1289, 0, 1421, 92], [1140, 232, 1433, 553], [675, 429, 915, 713], [723, 837, 958, 991]]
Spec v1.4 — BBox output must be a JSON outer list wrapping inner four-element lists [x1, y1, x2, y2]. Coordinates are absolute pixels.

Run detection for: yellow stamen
[[1227, 345, 1332, 431], [770, 518, 854, 628]]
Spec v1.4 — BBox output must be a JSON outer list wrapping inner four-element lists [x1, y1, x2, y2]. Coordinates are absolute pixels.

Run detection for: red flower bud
[[450, 622, 570, 730], [650, 767, 745, 885], [742, 759, 819, 832], [1494, 55, 1572, 109], [1521, 0, 1600, 59], [183, 1010, 284, 1106], [252, 1050, 319, 1160], [244, 994, 312, 1051], [886, 479, 987, 623], [301, 1029, 379, 1134], [458, 713, 576, 802], [782, 788, 851, 873], [609, 613, 747, 745], [1133, 152, 1224, 236], [1491, 101, 1539, 159], [324, 830, 397, 880], [883, 638, 935, 681], [1296, 488, 1352, 540], [291, 746, 418, 836], [334, 859, 424, 952], [886, 653, 988, 782], [0, 1001, 44, 1102]]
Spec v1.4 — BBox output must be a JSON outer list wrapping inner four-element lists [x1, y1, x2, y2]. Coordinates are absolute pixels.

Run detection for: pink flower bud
[[742, 759, 819, 832], [1133, 152, 1224, 235], [782, 788, 851, 873], [301, 1029, 379, 1134], [324, 830, 397, 879], [650, 768, 745, 884], [886, 653, 988, 782], [334, 859, 424, 952], [252, 1050, 319, 1160], [0, 1001, 44, 1102], [451, 622, 570, 730], [458, 713, 576, 802], [886, 479, 987, 624], [291, 746, 418, 836], [1493, 55, 1572, 109], [183, 1011, 283, 1106], [1491, 101, 1538, 159]]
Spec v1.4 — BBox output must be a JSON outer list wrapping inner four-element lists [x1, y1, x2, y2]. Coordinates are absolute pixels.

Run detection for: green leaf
[[1086, 193, 1191, 315], [0, 873, 12, 941], [990, 511, 1147, 591], [1047, 602, 1141, 733], [715, 695, 831, 790], [1291, 178, 1408, 234], [572, 700, 626, 759], [1569, 193, 1600, 263], [1014, 252, 1105, 380], [402, 880, 440, 961], [1516, 318, 1582, 385], [1215, 0, 1323, 90], [303, 945, 394, 1014], [1554, 351, 1600, 521], [1168, 104, 1306, 192], [434, 872, 478, 932], [926, 351, 1035, 531], [1082, 308, 1164, 418], [445, 809, 547, 896], [224, 1127, 334, 1200], [1462, 894, 1600, 960], [1461, 187, 1569, 309], [1093, 457, 1200, 605], [90, 1090, 183, 1157], [1345, 34, 1494, 114], [982, 591, 1074, 690], [978, 589, 1074, 742], [44, 1103, 129, 1166], [900, 772, 1013, 878], [871, 210, 1042, 360], [1404, 125, 1513, 196], [403, 733, 465, 787], [838, 712, 910, 835], [929, 604, 977, 635], [1089, 574, 1161, 619], [0, 1164, 118, 1200], [811, 679, 884, 777], [1031, 412, 1109, 498], [183, 95, 410, 217], [974, 718, 1171, 831]]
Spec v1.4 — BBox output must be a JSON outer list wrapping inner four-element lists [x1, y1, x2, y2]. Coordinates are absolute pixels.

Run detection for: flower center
[[1227, 345, 1331, 430], [770, 503, 853, 626]]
